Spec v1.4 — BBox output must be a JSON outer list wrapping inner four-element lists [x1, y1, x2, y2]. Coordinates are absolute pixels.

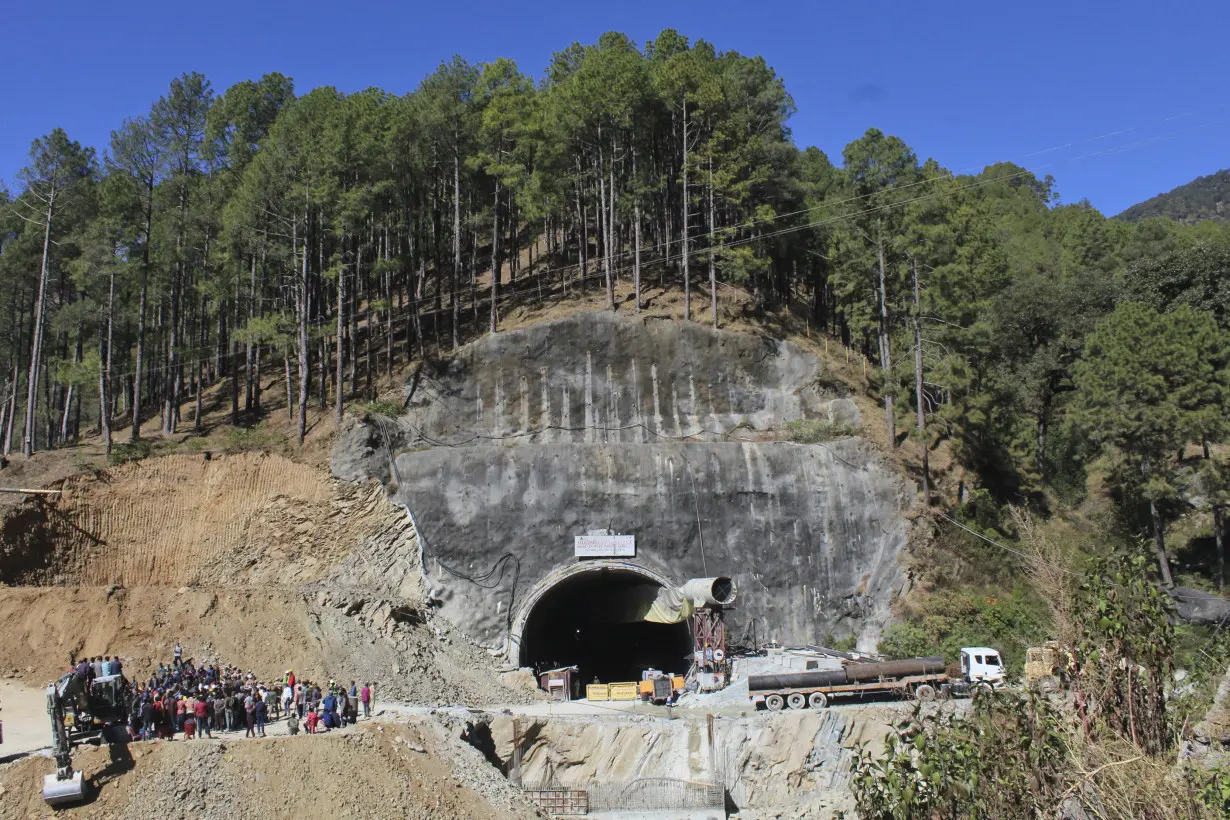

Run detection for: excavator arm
[[42, 675, 86, 805]]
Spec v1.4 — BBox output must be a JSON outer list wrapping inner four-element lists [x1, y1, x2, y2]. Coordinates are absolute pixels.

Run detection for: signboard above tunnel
[[575, 535, 636, 558]]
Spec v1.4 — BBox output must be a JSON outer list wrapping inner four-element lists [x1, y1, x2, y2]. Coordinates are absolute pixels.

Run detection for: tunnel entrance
[[518, 567, 694, 685]]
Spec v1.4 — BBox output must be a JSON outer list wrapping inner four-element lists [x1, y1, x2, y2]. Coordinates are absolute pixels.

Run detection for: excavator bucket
[[42, 771, 86, 806]]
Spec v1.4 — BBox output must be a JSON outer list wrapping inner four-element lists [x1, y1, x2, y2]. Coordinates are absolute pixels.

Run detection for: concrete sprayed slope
[[334, 312, 913, 652], [333, 311, 834, 482], [410, 311, 820, 443], [396, 440, 906, 648]]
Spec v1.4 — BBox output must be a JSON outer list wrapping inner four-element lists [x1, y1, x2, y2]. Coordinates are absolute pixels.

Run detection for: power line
[[934, 510, 1219, 604]]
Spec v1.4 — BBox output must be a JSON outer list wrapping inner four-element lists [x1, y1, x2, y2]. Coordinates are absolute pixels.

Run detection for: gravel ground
[[0, 718, 545, 820]]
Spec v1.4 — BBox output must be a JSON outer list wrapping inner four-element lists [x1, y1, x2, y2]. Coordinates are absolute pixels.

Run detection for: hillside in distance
[[1117, 168, 1230, 224]]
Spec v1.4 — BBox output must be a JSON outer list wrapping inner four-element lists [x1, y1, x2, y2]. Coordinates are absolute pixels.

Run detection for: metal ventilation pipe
[[680, 576, 737, 607]]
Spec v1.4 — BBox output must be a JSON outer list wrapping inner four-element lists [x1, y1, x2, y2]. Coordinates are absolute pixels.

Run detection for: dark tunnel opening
[[519, 569, 694, 685]]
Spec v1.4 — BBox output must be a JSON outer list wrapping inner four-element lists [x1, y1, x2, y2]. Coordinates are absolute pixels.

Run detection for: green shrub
[[182, 436, 210, 452], [108, 439, 153, 465], [784, 418, 858, 443], [223, 425, 284, 453], [878, 589, 1048, 675], [359, 400, 404, 418], [831, 635, 857, 653]]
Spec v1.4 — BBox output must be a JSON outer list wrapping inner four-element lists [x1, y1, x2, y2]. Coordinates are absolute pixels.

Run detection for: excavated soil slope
[[0, 452, 532, 705], [0, 452, 384, 587], [0, 721, 544, 820], [0, 585, 533, 704]]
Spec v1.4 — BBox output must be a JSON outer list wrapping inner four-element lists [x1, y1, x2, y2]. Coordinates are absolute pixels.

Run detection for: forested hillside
[[1117, 168, 1230, 224], [2, 28, 1229, 585]]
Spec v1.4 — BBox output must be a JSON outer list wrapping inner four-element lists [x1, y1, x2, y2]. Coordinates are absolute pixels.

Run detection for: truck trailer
[[749, 647, 1005, 710]]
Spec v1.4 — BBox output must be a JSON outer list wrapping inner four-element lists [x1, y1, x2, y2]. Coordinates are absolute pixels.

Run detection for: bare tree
[[14, 130, 94, 456]]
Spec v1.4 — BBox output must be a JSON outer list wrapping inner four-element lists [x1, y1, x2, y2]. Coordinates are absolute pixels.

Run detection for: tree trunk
[[469, 204, 479, 323], [284, 353, 293, 420], [599, 147, 614, 310], [681, 96, 690, 322], [708, 155, 717, 329], [193, 358, 203, 433], [452, 145, 461, 350], [364, 222, 373, 399], [349, 245, 358, 388], [335, 236, 346, 423], [609, 143, 616, 297], [1149, 495, 1174, 587], [132, 249, 148, 442], [412, 233, 425, 360], [4, 301, 25, 456], [384, 225, 393, 378], [23, 192, 55, 457], [490, 180, 501, 334], [165, 185, 188, 436], [231, 267, 241, 426], [576, 159, 587, 291], [245, 253, 256, 413], [60, 340, 78, 445], [632, 147, 642, 313], [877, 239, 896, 447], [101, 260, 115, 455], [318, 335, 329, 411], [297, 202, 310, 446], [911, 258, 928, 501], [1215, 505, 1225, 593]]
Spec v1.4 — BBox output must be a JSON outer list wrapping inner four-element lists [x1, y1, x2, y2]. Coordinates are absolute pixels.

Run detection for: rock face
[[333, 312, 913, 654], [1171, 587, 1230, 624], [486, 709, 882, 817]]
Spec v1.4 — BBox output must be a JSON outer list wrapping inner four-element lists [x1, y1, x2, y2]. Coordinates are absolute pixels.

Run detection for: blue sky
[[2, 0, 1226, 215]]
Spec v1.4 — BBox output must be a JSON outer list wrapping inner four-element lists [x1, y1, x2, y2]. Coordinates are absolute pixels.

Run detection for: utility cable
[[934, 510, 1220, 604]]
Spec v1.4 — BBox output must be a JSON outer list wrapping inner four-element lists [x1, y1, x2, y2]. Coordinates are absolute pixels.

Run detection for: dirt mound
[[0, 452, 390, 588], [0, 721, 543, 820]]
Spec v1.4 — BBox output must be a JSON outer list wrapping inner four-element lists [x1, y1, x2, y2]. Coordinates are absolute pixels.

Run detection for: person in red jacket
[[194, 697, 211, 738]]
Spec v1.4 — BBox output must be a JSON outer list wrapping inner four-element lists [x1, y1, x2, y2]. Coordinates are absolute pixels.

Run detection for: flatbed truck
[[749, 646, 1005, 710]]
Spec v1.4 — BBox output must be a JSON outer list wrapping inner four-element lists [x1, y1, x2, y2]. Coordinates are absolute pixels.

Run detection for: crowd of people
[[80, 643, 374, 742]]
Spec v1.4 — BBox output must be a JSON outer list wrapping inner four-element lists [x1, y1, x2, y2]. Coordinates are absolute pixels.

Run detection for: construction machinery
[[750, 647, 1006, 710], [1025, 642, 1068, 691], [686, 578, 736, 693], [43, 671, 131, 805]]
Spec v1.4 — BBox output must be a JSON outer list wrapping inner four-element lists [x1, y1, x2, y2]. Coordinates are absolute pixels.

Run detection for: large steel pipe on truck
[[747, 649, 1003, 711], [748, 670, 847, 691], [843, 657, 944, 682]]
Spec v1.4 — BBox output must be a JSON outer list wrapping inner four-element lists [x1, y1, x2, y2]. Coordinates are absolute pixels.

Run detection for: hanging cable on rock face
[[371, 415, 520, 631]]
